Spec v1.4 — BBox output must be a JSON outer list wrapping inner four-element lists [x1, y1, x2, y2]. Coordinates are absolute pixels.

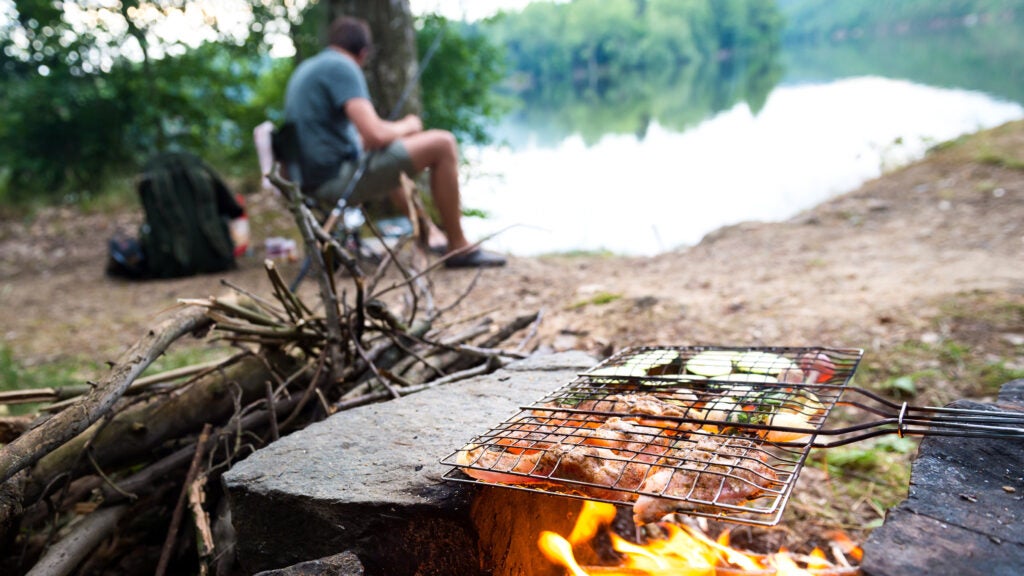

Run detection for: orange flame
[[537, 501, 862, 576]]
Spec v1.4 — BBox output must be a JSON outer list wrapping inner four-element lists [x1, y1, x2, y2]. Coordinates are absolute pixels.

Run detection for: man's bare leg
[[400, 129, 472, 254], [386, 184, 447, 250]]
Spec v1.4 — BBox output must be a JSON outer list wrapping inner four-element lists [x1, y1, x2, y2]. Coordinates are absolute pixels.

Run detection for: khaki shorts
[[312, 141, 416, 210]]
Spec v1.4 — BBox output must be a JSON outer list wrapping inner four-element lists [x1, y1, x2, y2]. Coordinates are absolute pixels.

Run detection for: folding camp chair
[[253, 121, 425, 291], [254, 121, 411, 290]]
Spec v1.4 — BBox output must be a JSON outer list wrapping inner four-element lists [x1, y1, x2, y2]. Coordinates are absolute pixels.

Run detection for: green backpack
[[137, 152, 243, 278]]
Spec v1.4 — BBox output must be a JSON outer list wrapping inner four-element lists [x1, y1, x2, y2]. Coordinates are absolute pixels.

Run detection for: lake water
[[459, 38, 1024, 256]]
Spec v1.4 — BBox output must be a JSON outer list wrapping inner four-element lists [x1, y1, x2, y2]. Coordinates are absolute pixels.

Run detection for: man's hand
[[399, 114, 423, 135], [347, 98, 422, 149]]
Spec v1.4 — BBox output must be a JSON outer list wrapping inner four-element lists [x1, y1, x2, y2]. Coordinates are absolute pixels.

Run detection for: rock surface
[[861, 380, 1024, 576], [253, 551, 365, 576], [223, 351, 597, 575]]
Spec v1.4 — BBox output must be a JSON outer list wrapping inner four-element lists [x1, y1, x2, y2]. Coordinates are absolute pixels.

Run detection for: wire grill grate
[[441, 346, 863, 526]]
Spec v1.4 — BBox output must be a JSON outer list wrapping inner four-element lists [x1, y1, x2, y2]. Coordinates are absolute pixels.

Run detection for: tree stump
[[861, 380, 1024, 576]]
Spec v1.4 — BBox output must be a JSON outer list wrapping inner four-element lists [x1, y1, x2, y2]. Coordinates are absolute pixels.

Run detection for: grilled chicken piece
[[459, 415, 671, 487], [575, 394, 701, 429], [457, 441, 552, 485], [633, 436, 778, 525], [458, 393, 718, 504], [544, 417, 673, 494]]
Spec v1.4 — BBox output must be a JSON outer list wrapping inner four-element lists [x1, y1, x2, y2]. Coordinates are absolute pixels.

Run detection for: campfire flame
[[538, 501, 861, 576]]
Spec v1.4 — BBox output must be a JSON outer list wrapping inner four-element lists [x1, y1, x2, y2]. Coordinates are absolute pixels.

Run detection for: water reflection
[[461, 77, 1022, 256]]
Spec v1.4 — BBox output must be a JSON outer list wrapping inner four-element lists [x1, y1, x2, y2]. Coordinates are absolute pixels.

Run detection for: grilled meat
[[457, 393, 778, 525], [633, 435, 777, 525]]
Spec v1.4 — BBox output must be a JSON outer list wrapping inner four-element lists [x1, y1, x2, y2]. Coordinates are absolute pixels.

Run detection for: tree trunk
[[327, 0, 421, 118]]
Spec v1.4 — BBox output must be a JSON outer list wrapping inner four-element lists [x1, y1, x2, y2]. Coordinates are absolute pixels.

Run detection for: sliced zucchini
[[652, 373, 708, 383], [717, 373, 779, 384], [685, 350, 739, 377], [735, 351, 797, 375], [624, 350, 681, 375], [587, 365, 643, 377], [588, 350, 680, 378]]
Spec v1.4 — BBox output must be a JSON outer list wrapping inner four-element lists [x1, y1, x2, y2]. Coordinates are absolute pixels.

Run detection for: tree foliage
[[0, 1, 506, 206], [417, 15, 509, 145], [777, 0, 1023, 43], [0, 0, 285, 203], [476, 0, 783, 146], [483, 0, 783, 97]]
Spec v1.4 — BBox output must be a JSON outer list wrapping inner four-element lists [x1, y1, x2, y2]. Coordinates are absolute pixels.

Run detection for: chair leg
[[289, 256, 312, 292]]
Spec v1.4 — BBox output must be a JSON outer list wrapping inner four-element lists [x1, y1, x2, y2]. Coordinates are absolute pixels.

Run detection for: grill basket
[[442, 346, 863, 526]]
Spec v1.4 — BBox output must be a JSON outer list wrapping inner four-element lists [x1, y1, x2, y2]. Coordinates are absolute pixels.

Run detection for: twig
[[263, 260, 307, 323], [333, 361, 496, 412], [353, 341, 400, 399], [479, 312, 541, 349], [437, 267, 484, 316], [204, 296, 284, 328], [448, 343, 529, 360], [278, 351, 328, 432], [516, 308, 545, 353], [187, 469, 214, 575], [438, 323, 493, 347], [220, 279, 290, 322], [314, 388, 332, 417], [264, 380, 279, 442], [155, 423, 212, 576], [86, 449, 136, 502], [269, 170, 347, 381]]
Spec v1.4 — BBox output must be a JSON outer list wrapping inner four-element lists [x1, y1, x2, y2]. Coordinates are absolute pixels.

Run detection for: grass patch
[[927, 120, 1024, 170], [1, 344, 229, 393], [0, 346, 89, 392], [569, 291, 623, 310], [804, 437, 917, 529], [852, 291, 1024, 405], [143, 345, 234, 377], [975, 148, 1024, 170]]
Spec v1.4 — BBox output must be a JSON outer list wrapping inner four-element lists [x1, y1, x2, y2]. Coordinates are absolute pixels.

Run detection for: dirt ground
[[2, 120, 1023, 553]]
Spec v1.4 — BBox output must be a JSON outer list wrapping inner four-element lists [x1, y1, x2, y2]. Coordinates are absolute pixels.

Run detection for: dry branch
[[22, 351, 302, 505], [267, 170, 349, 381], [0, 304, 212, 485], [24, 504, 128, 576]]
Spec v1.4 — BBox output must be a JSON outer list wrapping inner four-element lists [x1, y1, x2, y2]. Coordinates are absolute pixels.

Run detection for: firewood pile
[[0, 174, 537, 575]]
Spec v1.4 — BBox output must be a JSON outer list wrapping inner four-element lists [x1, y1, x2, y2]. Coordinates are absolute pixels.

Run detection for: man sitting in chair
[[283, 15, 506, 269]]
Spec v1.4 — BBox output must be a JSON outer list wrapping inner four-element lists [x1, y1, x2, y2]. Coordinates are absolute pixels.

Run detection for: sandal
[[444, 248, 507, 268]]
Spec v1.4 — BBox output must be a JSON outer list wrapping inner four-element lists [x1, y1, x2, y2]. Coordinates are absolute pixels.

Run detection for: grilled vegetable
[[717, 373, 778, 384], [798, 351, 836, 383], [686, 350, 739, 377], [763, 411, 815, 443], [735, 351, 798, 375], [588, 365, 644, 377]]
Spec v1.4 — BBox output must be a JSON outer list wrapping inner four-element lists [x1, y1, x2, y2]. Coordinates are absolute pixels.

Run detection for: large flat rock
[[223, 351, 597, 574]]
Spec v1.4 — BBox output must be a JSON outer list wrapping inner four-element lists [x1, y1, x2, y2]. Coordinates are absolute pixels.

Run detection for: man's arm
[[345, 98, 422, 150]]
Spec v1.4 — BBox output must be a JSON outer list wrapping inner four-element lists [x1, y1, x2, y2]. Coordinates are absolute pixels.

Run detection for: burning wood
[[538, 500, 861, 575]]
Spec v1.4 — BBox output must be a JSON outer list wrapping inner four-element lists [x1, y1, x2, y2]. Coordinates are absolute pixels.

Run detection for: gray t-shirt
[[284, 49, 369, 188]]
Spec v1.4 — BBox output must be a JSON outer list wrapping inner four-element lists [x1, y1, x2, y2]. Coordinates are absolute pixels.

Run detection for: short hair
[[328, 16, 373, 56]]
